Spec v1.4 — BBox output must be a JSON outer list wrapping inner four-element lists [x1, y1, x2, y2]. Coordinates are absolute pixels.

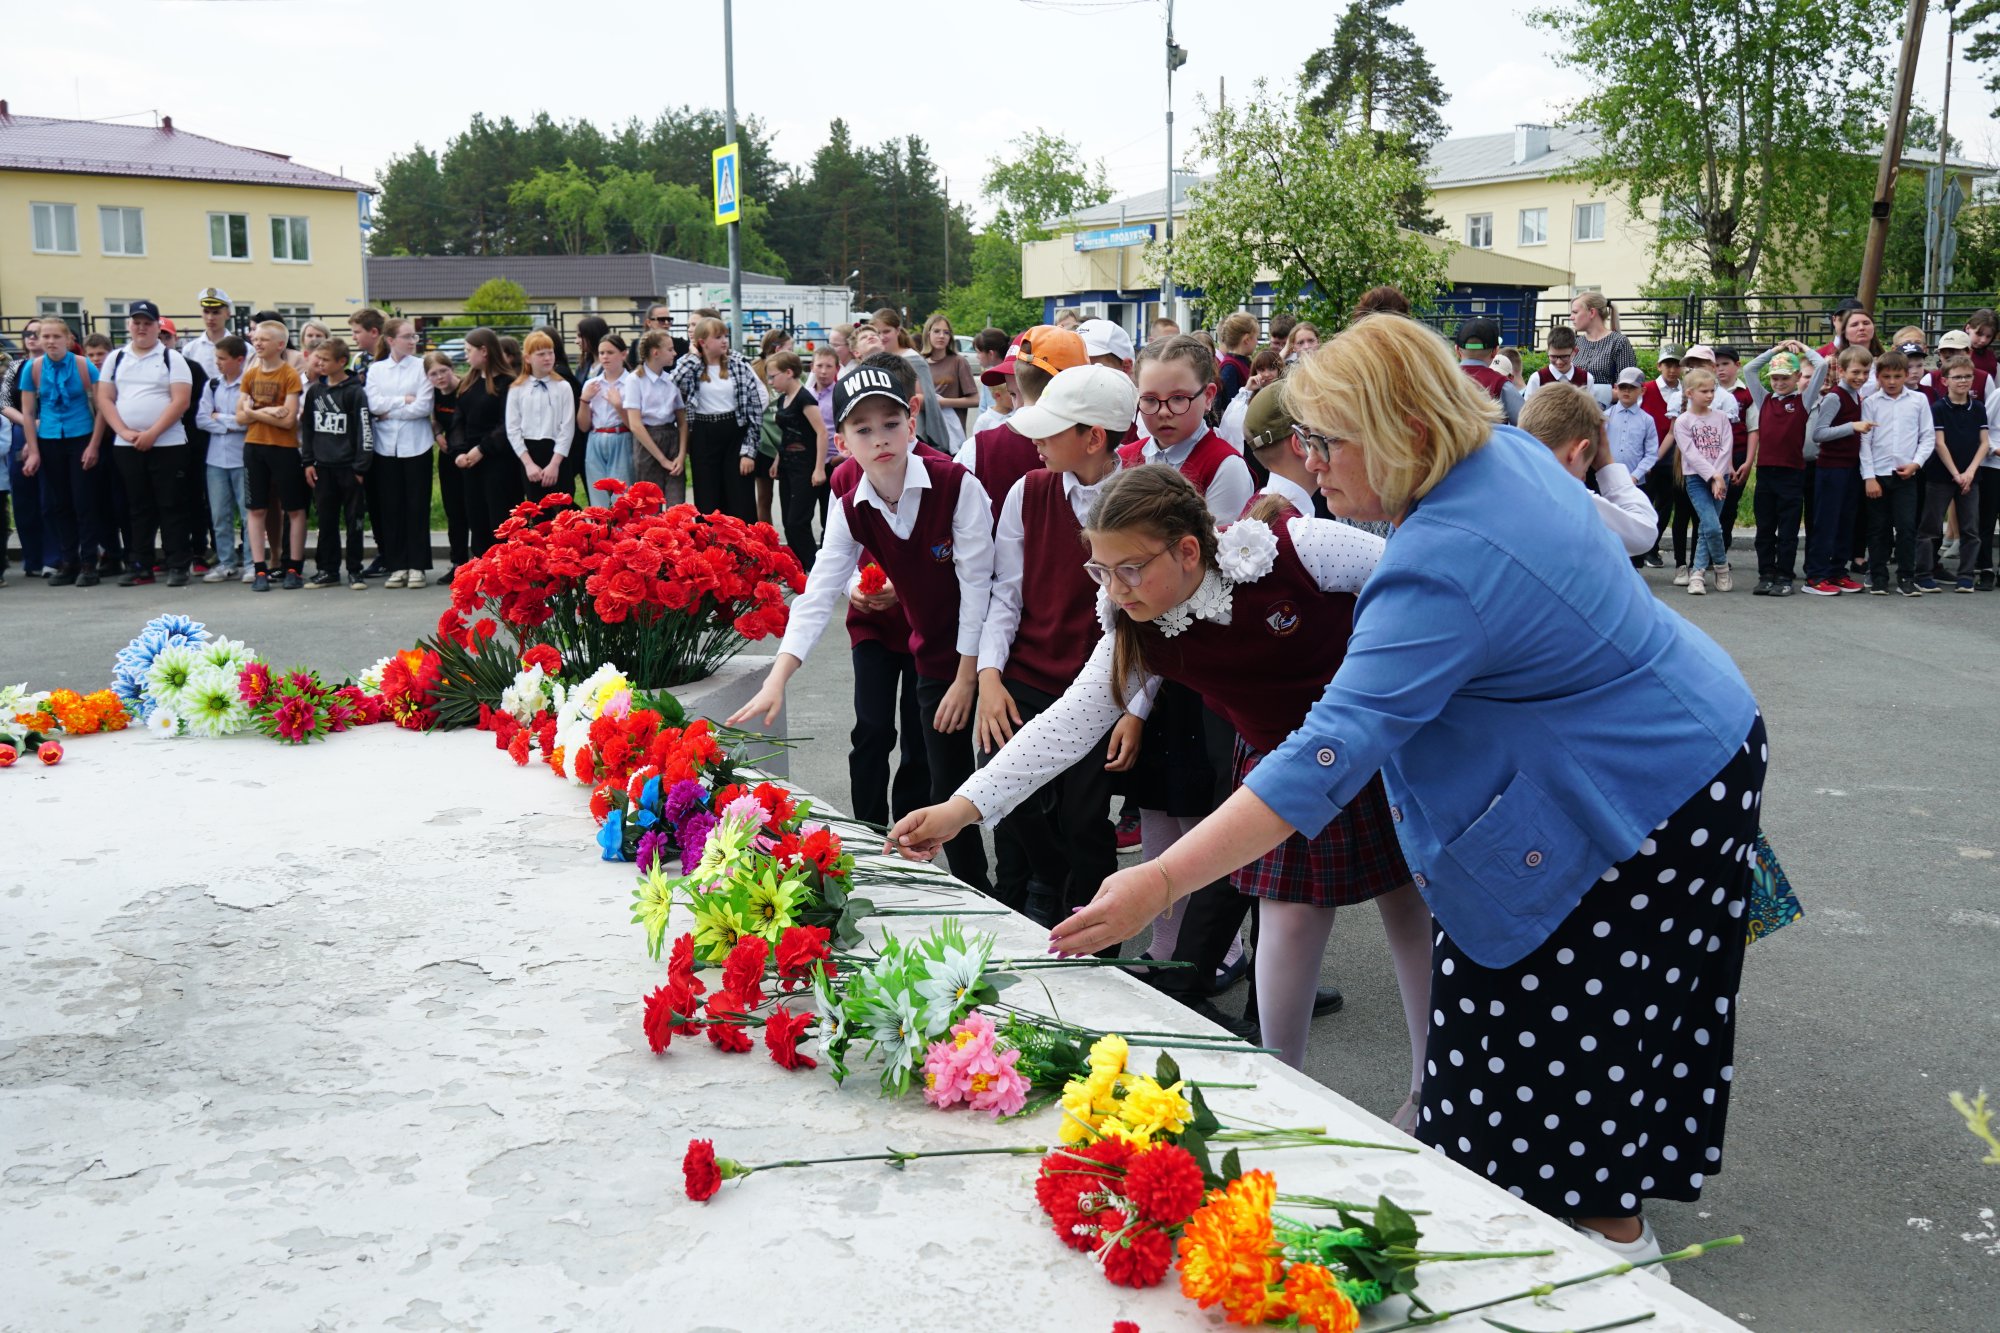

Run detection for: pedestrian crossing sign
[[713, 143, 741, 227]]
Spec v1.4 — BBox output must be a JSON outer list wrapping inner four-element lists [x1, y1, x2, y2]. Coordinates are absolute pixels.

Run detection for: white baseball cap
[[1075, 318, 1135, 363], [1007, 365, 1140, 440]]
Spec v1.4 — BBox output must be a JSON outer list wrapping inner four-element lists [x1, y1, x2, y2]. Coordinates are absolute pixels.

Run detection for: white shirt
[[978, 470, 1114, 674], [1588, 464, 1659, 556], [196, 372, 246, 469], [693, 366, 735, 415], [970, 406, 1010, 436], [623, 365, 685, 426], [584, 369, 635, 431], [777, 457, 994, 667], [1652, 376, 1684, 419], [506, 373, 577, 457], [1137, 424, 1255, 524], [1523, 367, 1597, 399], [958, 514, 1385, 827], [364, 352, 435, 458], [1254, 471, 1315, 517], [1984, 379, 2000, 470], [1859, 387, 1937, 477], [106, 342, 192, 446], [181, 332, 223, 380]]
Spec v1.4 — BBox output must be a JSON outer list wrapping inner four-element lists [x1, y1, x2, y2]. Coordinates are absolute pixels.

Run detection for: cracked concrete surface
[[3, 726, 1748, 1330]]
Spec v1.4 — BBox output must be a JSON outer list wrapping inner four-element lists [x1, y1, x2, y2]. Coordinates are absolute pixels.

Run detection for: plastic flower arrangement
[[809, 919, 1010, 1095], [444, 480, 806, 690], [111, 613, 209, 721]]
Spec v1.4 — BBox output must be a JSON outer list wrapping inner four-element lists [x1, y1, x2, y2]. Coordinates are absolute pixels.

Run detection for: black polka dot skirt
[[1418, 714, 1767, 1218]]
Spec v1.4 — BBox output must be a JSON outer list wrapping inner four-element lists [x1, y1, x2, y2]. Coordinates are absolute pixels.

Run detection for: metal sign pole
[[723, 0, 743, 356]]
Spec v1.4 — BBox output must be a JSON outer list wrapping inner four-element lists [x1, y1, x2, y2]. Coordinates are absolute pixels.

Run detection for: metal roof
[[1427, 125, 1997, 189], [364, 253, 788, 302], [0, 109, 368, 191]]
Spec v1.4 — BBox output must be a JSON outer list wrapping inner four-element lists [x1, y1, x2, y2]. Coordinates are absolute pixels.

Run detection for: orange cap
[[1016, 325, 1088, 377]]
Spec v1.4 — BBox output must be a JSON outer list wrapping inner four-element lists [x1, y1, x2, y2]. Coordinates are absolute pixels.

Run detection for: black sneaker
[[1897, 578, 1921, 597], [96, 557, 121, 576], [49, 566, 79, 588], [1977, 571, 1996, 591], [1869, 577, 1889, 595], [281, 570, 304, 591], [1752, 578, 1773, 596], [306, 571, 340, 589], [166, 569, 189, 588], [76, 569, 100, 588], [348, 572, 368, 591], [1771, 579, 1796, 597], [1312, 985, 1346, 1018], [252, 571, 271, 592], [117, 569, 155, 587], [361, 559, 387, 579], [1643, 552, 1665, 569]]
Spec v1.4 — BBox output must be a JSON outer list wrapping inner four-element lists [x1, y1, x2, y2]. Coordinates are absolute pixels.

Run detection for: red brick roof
[[0, 109, 369, 192]]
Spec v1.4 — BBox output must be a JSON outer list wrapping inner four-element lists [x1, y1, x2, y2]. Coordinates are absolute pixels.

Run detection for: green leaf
[[1153, 1050, 1182, 1086], [1376, 1194, 1421, 1249], [1219, 1147, 1243, 1182], [1189, 1085, 1222, 1137]]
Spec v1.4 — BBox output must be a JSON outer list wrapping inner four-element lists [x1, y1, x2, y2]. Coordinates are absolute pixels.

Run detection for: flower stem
[[1483, 1315, 1658, 1333], [1214, 1128, 1418, 1154], [1278, 1192, 1431, 1215], [737, 1144, 1049, 1175], [1370, 1237, 1744, 1330]]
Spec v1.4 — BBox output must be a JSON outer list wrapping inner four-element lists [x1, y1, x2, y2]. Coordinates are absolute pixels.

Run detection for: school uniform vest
[[830, 443, 950, 655], [1972, 346, 1998, 379], [1004, 471, 1102, 697], [1639, 381, 1676, 443], [1819, 386, 1864, 471], [1726, 385, 1753, 465], [969, 422, 1043, 526], [1460, 363, 1510, 400], [1758, 392, 1809, 470], [842, 454, 971, 682], [1531, 365, 1590, 389], [1919, 367, 1991, 402], [1117, 431, 1238, 497], [1134, 520, 1355, 753]]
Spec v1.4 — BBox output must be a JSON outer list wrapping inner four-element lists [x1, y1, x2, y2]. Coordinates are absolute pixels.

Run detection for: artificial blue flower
[[596, 809, 626, 861]]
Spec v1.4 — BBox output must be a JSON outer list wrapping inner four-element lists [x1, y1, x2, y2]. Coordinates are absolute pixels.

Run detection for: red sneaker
[[1833, 575, 1864, 592], [1801, 579, 1841, 596], [1114, 811, 1141, 851]]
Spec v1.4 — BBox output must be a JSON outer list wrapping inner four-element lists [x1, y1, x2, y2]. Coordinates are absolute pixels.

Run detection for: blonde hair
[[1282, 322, 1321, 356], [1082, 465, 1219, 708], [1283, 315, 1502, 517], [1217, 311, 1260, 351], [636, 328, 675, 366], [1517, 382, 1604, 456], [1681, 367, 1718, 395], [254, 319, 289, 341]]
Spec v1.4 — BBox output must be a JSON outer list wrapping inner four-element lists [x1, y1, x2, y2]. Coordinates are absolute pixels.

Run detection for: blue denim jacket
[[1246, 426, 1758, 969]]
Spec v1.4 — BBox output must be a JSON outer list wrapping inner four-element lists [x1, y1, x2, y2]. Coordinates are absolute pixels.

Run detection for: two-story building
[[0, 101, 370, 341]]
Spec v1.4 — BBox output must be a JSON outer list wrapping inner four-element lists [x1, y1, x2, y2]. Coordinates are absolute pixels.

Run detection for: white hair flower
[[1213, 517, 1279, 584]]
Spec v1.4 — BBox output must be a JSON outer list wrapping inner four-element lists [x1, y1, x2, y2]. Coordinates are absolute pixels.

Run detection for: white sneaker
[[1672, 565, 1690, 586], [1687, 570, 1706, 595], [1714, 564, 1733, 592], [385, 570, 409, 589], [404, 569, 427, 589], [1575, 1219, 1673, 1284], [240, 565, 257, 583], [202, 565, 233, 584]]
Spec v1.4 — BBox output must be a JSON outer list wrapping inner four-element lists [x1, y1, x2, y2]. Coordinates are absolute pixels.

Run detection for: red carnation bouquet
[[444, 481, 806, 689]]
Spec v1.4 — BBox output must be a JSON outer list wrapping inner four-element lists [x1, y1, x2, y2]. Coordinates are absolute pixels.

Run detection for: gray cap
[[1615, 366, 1646, 387], [1657, 342, 1686, 363]]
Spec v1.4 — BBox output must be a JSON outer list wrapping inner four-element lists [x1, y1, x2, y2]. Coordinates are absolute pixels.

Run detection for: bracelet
[[1156, 861, 1176, 920]]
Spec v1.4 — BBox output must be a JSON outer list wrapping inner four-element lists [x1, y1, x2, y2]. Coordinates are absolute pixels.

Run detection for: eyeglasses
[[1082, 546, 1171, 588], [648, 316, 673, 324], [1137, 392, 1203, 415], [1294, 427, 1350, 461]]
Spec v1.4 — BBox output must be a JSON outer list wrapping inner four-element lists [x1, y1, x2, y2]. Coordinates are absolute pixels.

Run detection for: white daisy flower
[[180, 666, 251, 738], [1214, 517, 1279, 583], [147, 709, 183, 740]]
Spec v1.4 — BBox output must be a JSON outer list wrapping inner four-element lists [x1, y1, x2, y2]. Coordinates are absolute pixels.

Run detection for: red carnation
[[668, 933, 706, 996], [1035, 1140, 1132, 1251], [752, 781, 797, 824], [721, 936, 769, 1005], [704, 991, 755, 1053], [858, 563, 887, 596], [1122, 1143, 1206, 1225], [521, 643, 562, 676], [1102, 1222, 1173, 1288], [507, 730, 533, 766], [1113, 1324, 1141, 1333], [775, 925, 833, 990], [642, 984, 683, 1054], [763, 1004, 817, 1071], [683, 1139, 722, 1201], [593, 477, 627, 496], [798, 826, 843, 874]]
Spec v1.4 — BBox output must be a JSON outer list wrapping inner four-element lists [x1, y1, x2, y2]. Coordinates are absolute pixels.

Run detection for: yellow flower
[[1057, 1066, 1122, 1143], [1111, 1076, 1192, 1144], [1087, 1032, 1129, 1079]]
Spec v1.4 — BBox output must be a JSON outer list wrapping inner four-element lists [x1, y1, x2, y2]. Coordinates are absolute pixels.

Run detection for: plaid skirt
[[1230, 738, 1410, 906]]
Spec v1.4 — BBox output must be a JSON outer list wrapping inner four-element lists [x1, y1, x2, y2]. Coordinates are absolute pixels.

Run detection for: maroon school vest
[[1757, 392, 1809, 470], [1133, 520, 1355, 753], [1818, 386, 1863, 471], [1460, 363, 1509, 400], [1116, 430, 1238, 498], [969, 422, 1043, 527], [1004, 471, 1101, 697], [1726, 384, 1753, 465], [1919, 367, 1991, 402], [842, 454, 970, 682], [831, 443, 950, 654], [1531, 365, 1590, 388]]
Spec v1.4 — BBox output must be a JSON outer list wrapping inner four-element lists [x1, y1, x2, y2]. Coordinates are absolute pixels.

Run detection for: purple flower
[[678, 812, 719, 874], [635, 829, 672, 873], [661, 778, 709, 827]]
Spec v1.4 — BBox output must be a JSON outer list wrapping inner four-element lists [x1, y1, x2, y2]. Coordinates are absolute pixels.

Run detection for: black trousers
[[988, 679, 1117, 922], [374, 452, 434, 571], [688, 414, 756, 521], [464, 447, 524, 556], [313, 465, 368, 576], [518, 438, 570, 503], [914, 673, 991, 894], [1751, 465, 1807, 580], [848, 639, 931, 829], [114, 444, 192, 573], [1974, 469, 2000, 574], [1917, 477, 1981, 580], [1867, 471, 1921, 583], [437, 446, 471, 564], [1156, 707, 1257, 1000], [1644, 461, 1682, 560], [775, 447, 825, 570]]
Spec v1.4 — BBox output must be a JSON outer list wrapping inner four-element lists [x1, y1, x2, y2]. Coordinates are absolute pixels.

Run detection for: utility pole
[[1861, 0, 1927, 311], [1927, 0, 1963, 327], [723, 0, 743, 353], [1162, 0, 1188, 327]]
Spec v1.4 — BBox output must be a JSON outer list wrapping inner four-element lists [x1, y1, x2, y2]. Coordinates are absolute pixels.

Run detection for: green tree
[[938, 231, 1042, 336], [1300, 0, 1449, 233], [371, 146, 449, 256], [981, 129, 1112, 240], [507, 162, 601, 255], [1167, 82, 1451, 331], [442, 278, 534, 335], [1529, 0, 1899, 293]]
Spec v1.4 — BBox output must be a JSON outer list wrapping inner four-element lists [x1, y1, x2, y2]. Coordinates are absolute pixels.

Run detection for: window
[[1518, 208, 1549, 246], [275, 304, 313, 334], [269, 215, 311, 263], [1465, 213, 1493, 249], [32, 202, 79, 254], [37, 297, 84, 321], [209, 212, 250, 260], [105, 300, 138, 343], [579, 295, 599, 313], [99, 206, 145, 256], [232, 302, 255, 326], [1574, 202, 1607, 243]]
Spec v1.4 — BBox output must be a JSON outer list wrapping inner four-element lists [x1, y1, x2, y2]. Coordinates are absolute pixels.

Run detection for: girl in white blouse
[[576, 334, 636, 489], [623, 330, 686, 506], [506, 331, 576, 500]]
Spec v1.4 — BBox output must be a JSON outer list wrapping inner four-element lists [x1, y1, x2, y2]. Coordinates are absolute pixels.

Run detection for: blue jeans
[[584, 429, 636, 490], [206, 464, 249, 569], [1685, 476, 1727, 570]]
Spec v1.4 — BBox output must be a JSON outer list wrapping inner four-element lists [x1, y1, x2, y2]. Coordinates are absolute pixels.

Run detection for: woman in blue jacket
[[1047, 314, 1765, 1272]]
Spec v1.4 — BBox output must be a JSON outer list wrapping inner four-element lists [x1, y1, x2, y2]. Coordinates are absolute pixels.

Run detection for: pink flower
[[602, 688, 632, 720], [922, 1037, 972, 1109], [965, 1044, 1030, 1117], [719, 794, 766, 826], [922, 1013, 1012, 1112]]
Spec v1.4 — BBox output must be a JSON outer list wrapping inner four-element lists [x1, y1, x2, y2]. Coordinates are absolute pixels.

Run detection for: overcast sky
[[9, 1, 1997, 219]]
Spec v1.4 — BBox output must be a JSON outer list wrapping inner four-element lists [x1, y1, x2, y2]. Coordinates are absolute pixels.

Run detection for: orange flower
[[1283, 1263, 1360, 1333], [1176, 1170, 1289, 1325]]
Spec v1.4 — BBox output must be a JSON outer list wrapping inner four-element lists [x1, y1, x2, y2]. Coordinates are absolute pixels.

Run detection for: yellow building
[[0, 102, 370, 341]]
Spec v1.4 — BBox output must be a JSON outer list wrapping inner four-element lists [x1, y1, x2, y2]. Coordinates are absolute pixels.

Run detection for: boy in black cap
[[1454, 317, 1521, 425]]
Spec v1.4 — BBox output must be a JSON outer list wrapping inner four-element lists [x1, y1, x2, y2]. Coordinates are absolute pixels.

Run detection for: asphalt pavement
[[4, 557, 1996, 1330]]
